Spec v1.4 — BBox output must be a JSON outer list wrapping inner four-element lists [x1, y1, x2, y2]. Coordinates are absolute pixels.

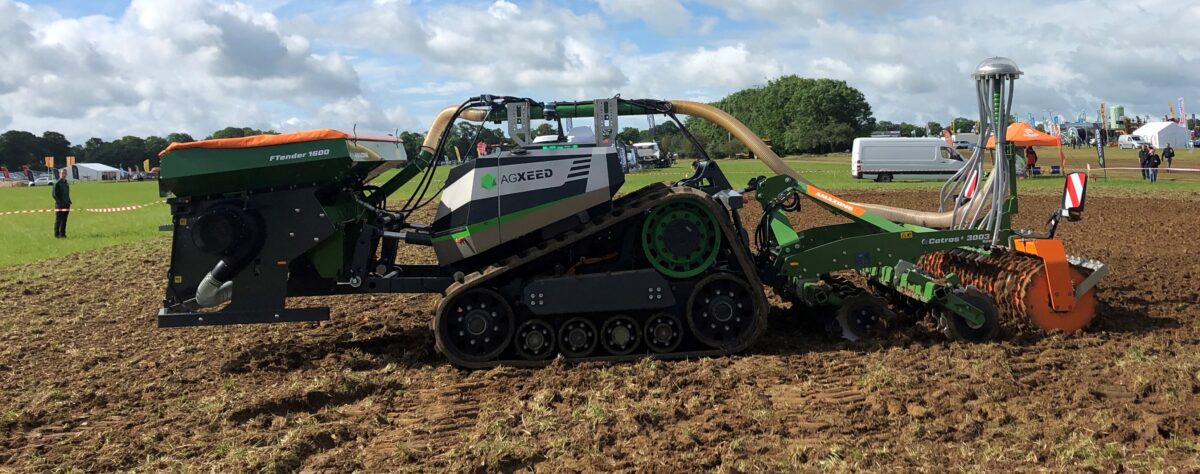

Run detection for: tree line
[[0, 126, 282, 171]]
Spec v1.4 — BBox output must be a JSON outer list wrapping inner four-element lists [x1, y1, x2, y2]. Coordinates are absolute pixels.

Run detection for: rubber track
[[433, 183, 769, 369], [916, 248, 1093, 330]]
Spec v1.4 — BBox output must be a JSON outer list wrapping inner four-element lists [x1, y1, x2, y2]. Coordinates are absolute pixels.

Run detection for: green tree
[[688, 76, 873, 155], [926, 121, 943, 135], [40, 131, 71, 166], [875, 121, 898, 132], [398, 131, 424, 160], [0, 131, 40, 168], [533, 123, 556, 138], [617, 127, 641, 145], [818, 123, 856, 153], [951, 117, 978, 133], [898, 122, 925, 137], [144, 136, 169, 158], [166, 132, 195, 144], [208, 127, 274, 140]]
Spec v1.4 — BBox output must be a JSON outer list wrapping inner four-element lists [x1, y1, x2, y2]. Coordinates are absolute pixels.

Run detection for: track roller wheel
[[940, 287, 1000, 342], [601, 315, 640, 355], [559, 317, 598, 358], [437, 288, 514, 363], [688, 273, 757, 349], [645, 313, 684, 353], [515, 319, 556, 360], [835, 293, 893, 341]]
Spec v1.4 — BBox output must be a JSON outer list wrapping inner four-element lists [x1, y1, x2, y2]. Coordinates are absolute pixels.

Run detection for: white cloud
[[597, 0, 691, 35], [3, 0, 1199, 142], [0, 0, 363, 141]]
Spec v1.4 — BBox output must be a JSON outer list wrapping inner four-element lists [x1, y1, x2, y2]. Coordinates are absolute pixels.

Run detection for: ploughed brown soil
[[2, 189, 1199, 472]]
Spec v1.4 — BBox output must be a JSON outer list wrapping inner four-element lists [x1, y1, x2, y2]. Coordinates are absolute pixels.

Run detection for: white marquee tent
[[1131, 121, 1189, 149], [70, 163, 121, 182]]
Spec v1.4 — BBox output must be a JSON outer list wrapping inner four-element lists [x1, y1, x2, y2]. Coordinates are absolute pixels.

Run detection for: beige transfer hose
[[852, 171, 998, 228], [668, 100, 812, 187], [671, 100, 993, 229], [422, 106, 490, 154]]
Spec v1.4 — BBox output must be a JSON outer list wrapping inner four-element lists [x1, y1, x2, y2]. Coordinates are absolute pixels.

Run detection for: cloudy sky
[[1, 0, 1196, 142]]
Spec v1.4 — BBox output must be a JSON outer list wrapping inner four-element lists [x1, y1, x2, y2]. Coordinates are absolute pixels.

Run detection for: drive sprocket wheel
[[641, 200, 721, 279], [437, 288, 514, 363], [601, 315, 640, 355], [939, 286, 1000, 342], [559, 317, 598, 358], [835, 293, 894, 341], [515, 319, 556, 360], [645, 313, 684, 353], [687, 273, 757, 349]]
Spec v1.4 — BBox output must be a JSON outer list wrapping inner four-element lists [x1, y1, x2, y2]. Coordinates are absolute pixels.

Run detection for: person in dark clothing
[[1146, 148, 1162, 184], [52, 168, 71, 238], [1163, 144, 1175, 172], [1138, 145, 1150, 180], [1024, 147, 1039, 175]]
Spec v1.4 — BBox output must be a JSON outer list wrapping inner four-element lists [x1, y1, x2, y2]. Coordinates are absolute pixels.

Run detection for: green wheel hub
[[641, 200, 721, 278]]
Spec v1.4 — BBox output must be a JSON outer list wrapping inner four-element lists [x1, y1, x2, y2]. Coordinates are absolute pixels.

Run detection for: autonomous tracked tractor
[[156, 57, 1108, 368]]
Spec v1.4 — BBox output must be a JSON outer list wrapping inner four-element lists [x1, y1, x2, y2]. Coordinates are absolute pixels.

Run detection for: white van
[[1117, 134, 1148, 149], [851, 137, 965, 182]]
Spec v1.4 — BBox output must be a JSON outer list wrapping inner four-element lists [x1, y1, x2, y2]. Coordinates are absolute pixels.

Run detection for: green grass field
[[1, 146, 1195, 268]]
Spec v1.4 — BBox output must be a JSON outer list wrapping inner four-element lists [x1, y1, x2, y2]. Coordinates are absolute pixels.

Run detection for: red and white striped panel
[[1063, 172, 1086, 209], [963, 169, 980, 199]]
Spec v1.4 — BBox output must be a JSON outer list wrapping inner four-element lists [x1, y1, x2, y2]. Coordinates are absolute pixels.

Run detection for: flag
[[1179, 97, 1186, 126], [66, 155, 75, 166], [143, 159, 150, 172], [44, 156, 53, 168], [1094, 124, 1106, 168]]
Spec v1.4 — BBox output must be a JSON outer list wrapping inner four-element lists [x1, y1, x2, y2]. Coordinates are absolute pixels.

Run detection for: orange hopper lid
[[159, 129, 351, 156]]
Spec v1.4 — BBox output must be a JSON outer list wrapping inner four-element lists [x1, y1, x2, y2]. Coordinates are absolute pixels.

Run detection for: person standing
[[1024, 146, 1039, 176], [52, 168, 71, 238], [1163, 144, 1175, 172], [1138, 144, 1150, 180], [1146, 147, 1162, 184]]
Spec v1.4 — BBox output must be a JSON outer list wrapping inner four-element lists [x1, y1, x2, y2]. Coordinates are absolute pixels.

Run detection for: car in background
[[953, 140, 975, 150], [31, 177, 53, 186], [1117, 134, 1149, 149]]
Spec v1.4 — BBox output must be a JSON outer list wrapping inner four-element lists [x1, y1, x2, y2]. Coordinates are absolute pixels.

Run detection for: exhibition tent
[[1131, 121, 1189, 149], [986, 122, 1061, 147]]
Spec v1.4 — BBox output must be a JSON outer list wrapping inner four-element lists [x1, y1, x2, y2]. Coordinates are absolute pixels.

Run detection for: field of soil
[[2, 188, 1200, 472]]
